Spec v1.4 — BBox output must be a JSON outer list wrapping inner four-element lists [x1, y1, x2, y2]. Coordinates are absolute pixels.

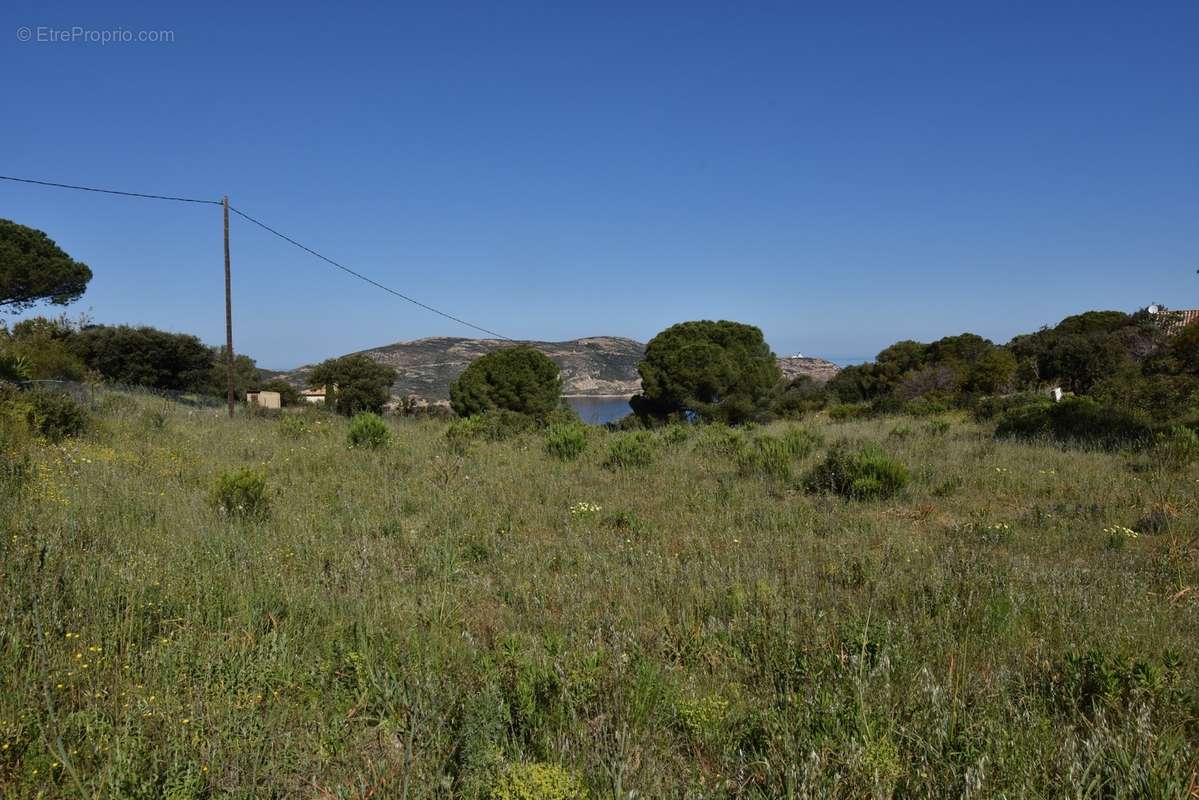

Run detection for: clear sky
[[2, 2, 1197, 367]]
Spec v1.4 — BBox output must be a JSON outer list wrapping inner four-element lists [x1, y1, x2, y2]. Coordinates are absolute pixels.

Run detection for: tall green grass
[[1, 398, 1196, 798]]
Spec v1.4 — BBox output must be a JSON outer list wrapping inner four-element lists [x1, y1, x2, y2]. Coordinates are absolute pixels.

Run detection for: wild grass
[[2, 398, 1198, 798]]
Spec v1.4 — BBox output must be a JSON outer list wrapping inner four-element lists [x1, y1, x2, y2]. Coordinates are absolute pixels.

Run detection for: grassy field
[[2, 395, 1198, 798]]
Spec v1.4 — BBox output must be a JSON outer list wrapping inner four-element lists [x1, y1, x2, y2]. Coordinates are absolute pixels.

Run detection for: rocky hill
[[777, 355, 842, 384], [270, 337, 840, 402]]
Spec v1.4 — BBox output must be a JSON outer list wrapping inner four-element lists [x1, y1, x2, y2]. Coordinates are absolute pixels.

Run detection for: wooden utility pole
[[223, 196, 235, 418]]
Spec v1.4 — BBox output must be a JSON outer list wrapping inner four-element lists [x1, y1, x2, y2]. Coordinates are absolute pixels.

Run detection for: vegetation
[[210, 466, 270, 518], [631, 320, 781, 425], [804, 441, 910, 500], [2, 394, 1197, 796], [347, 411, 392, 449], [450, 346, 563, 419], [0, 219, 92, 312], [544, 422, 587, 460], [0, 384, 89, 442], [309, 354, 397, 416]]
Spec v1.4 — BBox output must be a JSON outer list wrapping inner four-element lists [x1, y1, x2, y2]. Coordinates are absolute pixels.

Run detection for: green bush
[[5, 387, 90, 442], [448, 409, 537, 446], [827, 402, 872, 422], [780, 426, 822, 457], [490, 761, 589, 800], [0, 405, 33, 497], [805, 442, 909, 500], [996, 396, 1152, 449], [604, 432, 654, 470], [902, 395, 953, 417], [659, 423, 691, 446], [347, 412, 392, 449], [277, 415, 308, 439], [211, 467, 270, 518], [973, 393, 1049, 422], [735, 436, 794, 481], [545, 422, 587, 460], [925, 419, 952, 436], [1155, 425, 1199, 468]]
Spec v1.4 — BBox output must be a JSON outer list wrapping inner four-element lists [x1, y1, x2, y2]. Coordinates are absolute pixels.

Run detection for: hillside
[[269, 337, 841, 402]]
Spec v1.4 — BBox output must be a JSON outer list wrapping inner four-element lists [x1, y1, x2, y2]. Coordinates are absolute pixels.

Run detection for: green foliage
[[197, 347, 261, 399], [0, 349, 30, 382], [1166, 319, 1199, 375], [277, 415, 309, 439], [27, 388, 89, 441], [347, 412, 392, 449], [450, 409, 539, 446], [309, 354, 397, 417], [211, 467, 270, 518], [996, 396, 1152, 449], [925, 418, 952, 436], [603, 431, 654, 470], [1154, 426, 1199, 468], [735, 435, 795, 481], [964, 347, 1017, 394], [1, 314, 87, 380], [0, 397, 34, 496], [450, 346, 562, 419], [631, 320, 782, 424], [658, 423, 691, 446], [490, 762, 589, 800], [71, 324, 214, 391], [771, 374, 826, 417], [1042, 649, 1185, 719], [0, 218, 92, 311], [805, 442, 909, 500], [545, 422, 587, 460], [1, 385, 89, 442]]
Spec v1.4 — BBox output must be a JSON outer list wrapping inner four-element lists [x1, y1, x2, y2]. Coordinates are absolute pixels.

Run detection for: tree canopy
[[0, 219, 92, 312], [631, 320, 781, 424], [449, 346, 562, 418], [70, 325, 213, 390], [309, 354, 396, 416]]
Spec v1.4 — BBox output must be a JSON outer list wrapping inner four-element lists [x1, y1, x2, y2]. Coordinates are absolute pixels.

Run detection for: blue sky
[[2, 2, 1197, 367]]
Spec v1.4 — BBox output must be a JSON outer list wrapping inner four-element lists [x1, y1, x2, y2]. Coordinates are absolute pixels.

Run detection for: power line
[[0, 172, 514, 341], [0, 174, 221, 205], [228, 205, 513, 340]]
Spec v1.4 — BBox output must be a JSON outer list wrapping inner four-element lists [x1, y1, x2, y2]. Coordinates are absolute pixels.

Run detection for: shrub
[[996, 396, 1152, 449], [348, 412, 392, 449], [805, 442, 909, 500], [696, 425, 747, 457], [903, 395, 954, 417], [278, 415, 308, 439], [11, 387, 89, 442], [827, 402, 872, 422], [659, 423, 691, 446], [925, 419, 952, 436], [450, 346, 562, 419], [490, 761, 589, 800], [973, 392, 1048, 422], [545, 422, 587, 460], [1154, 426, 1199, 468], [212, 468, 270, 518], [780, 426, 822, 457], [735, 436, 794, 481], [604, 432, 654, 470], [0, 404, 33, 496]]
